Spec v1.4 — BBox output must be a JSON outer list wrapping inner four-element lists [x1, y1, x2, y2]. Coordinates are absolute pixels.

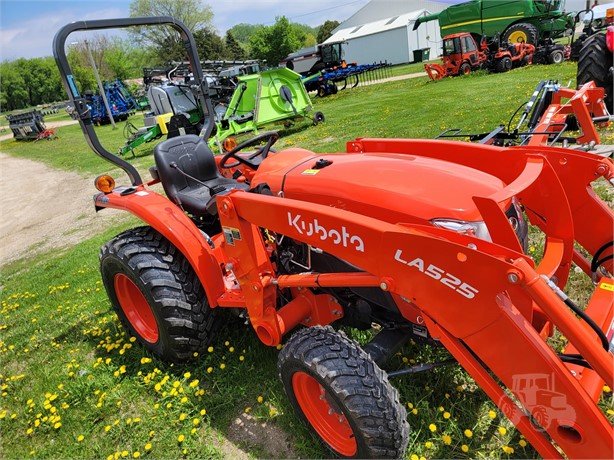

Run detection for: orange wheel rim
[[114, 273, 159, 343], [292, 372, 357, 456]]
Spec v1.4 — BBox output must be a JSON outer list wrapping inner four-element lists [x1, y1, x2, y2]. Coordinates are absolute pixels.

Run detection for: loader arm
[[216, 145, 614, 459]]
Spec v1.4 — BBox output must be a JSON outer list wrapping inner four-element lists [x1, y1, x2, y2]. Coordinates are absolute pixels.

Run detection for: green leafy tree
[[304, 33, 317, 47], [317, 20, 340, 43], [194, 28, 227, 60], [224, 31, 246, 60], [249, 16, 306, 65], [228, 23, 263, 48], [129, 0, 214, 60], [0, 62, 29, 111]]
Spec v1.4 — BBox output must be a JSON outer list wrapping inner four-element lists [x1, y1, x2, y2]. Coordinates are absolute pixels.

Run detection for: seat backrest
[[153, 134, 219, 203]]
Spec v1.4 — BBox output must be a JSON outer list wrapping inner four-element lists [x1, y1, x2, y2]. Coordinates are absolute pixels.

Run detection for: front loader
[[54, 17, 613, 459]]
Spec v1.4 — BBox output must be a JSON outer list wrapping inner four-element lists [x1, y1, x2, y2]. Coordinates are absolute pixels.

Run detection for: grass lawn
[[1, 61, 613, 459]]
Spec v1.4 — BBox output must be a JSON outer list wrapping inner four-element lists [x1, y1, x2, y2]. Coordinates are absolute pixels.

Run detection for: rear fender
[[95, 186, 225, 306]]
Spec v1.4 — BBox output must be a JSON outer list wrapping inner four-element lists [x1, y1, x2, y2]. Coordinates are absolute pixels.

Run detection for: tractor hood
[[252, 148, 506, 225]]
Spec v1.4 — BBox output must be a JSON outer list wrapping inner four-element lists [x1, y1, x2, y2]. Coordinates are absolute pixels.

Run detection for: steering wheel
[[219, 131, 279, 170]]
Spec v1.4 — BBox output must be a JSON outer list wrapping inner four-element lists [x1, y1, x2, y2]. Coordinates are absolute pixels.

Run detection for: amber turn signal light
[[223, 137, 238, 152], [95, 175, 116, 193]]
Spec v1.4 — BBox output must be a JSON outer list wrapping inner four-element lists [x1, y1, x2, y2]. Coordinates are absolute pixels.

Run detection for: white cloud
[[1, 7, 126, 60]]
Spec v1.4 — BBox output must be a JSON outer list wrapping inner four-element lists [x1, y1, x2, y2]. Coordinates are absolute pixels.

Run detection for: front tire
[[548, 49, 564, 64], [278, 326, 409, 458], [100, 226, 219, 362]]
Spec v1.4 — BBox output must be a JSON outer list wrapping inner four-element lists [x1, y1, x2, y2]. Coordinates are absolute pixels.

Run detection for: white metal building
[[324, 9, 442, 65]]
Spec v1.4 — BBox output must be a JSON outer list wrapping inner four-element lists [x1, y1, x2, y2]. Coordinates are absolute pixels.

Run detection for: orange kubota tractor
[[425, 32, 535, 80], [54, 17, 613, 459]]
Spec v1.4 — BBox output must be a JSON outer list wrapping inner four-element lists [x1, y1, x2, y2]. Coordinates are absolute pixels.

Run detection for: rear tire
[[278, 326, 409, 458], [459, 62, 471, 75], [100, 226, 219, 362], [577, 32, 613, 113]]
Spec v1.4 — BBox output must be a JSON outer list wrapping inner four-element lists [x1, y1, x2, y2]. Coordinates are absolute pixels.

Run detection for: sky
[[0, 0, 373, 61]]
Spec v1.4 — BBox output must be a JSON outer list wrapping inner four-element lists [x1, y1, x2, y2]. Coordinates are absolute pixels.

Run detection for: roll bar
[[53, 16, 215, 186]]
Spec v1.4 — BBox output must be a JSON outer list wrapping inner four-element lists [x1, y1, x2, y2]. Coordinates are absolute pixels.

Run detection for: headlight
[[431, 219, 492, 242]]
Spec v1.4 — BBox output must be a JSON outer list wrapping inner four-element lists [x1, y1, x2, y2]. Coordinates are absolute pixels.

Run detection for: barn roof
[[323, 9, 430, 43]]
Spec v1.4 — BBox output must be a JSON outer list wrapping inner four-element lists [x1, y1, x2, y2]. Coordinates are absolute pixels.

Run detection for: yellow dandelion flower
[[425, 441, 433, 449], [257, 396, 264, 403], [411, 455, 419, 460], [464, 429, 473, 438], [498, 426, 507, 435], [443, 411, 451, 419], [54, 422, 62, 429], [207, 346, 214, 353], [269, 408, 278, 416], [179, 413, 186, 421], [411, 408, 418, 415], [429, 424, 436, 432], [177, 434, 185, 443], [104, 425, 111, 432], [77, 435, 85, 442], [206, 367, 213, 373], [407, 402, 413, 409], [502, 446, 514, 454], [224, 341, 230, 346], [442, 435, 452, 445], [239, 355, 245, 361], [133, 453, 140, 458], [26, 428, 33, 435], [144, 443, 152, 451], [519, 439, 527, 447], [461, 444, 469, 453], [488, 410, 497, 419], [149, 430, 155, 438], [193, 418, 200, 425], [121, 451, 128, 458], [604, 385, 611, 393], [166, 403, 172, 409], [184, 372, 191, 379], [245, 407, 251, 413], [220, 363, 226, 369]]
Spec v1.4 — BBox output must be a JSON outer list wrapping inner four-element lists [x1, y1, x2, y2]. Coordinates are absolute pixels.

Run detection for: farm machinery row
[[120, 60, 322, 157], [424, 32, 567, 80], [54, 16, 613, 460]]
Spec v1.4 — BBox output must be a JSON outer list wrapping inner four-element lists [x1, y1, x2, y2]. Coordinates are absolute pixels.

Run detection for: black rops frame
[[53, 16, 215, 186]]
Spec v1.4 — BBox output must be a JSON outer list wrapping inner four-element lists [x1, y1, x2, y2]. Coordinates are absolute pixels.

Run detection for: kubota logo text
[[288, 212, 365, 252]]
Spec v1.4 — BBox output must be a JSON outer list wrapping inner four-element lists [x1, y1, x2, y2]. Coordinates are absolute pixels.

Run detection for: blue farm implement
[[303, 62, 392, 97], [85, 79, 138, 125]]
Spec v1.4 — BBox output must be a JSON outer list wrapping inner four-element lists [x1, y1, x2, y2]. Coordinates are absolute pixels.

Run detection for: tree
[[228, 23, 263, 48], [224, 31, 246, 60], [0, 62, 29, 111], [194, 29, 226, 60], [129, 0, 214, 57], [317, 20, 340, 43], [304, 33, 317, 47], [249, 17, 306, 65]]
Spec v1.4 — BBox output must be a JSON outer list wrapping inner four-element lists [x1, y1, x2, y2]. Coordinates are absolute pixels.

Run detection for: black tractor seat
[[154, 134, 248, 215]]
